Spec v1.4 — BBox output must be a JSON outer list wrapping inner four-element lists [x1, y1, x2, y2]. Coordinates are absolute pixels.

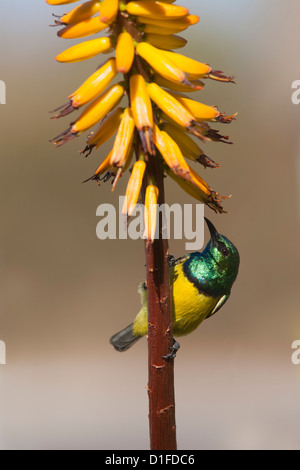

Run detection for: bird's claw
[[168, 255, 176, 267], [162, 340, 180, 360]]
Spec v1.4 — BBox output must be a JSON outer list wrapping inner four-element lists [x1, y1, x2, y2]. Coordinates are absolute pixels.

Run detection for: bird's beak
[[204, 217, 219, 246]]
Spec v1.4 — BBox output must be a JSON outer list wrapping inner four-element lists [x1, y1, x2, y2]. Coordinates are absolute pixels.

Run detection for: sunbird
[[110, 218, 240, 356]]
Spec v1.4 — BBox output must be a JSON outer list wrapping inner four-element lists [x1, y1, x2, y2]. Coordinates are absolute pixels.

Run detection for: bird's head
[[204, 218, 240, 275]]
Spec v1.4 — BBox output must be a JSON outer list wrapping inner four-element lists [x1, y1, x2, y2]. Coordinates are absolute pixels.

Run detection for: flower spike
[[48, 0, 237, 213]]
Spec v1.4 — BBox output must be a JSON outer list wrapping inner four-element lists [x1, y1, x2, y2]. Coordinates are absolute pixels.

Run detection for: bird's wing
[[205, 294, 229, 320], [138, 281, 147, 303]]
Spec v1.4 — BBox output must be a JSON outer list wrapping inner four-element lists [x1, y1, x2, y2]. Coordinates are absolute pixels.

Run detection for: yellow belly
[[133, 264, 220, 337], [172, 263, 219, 336]]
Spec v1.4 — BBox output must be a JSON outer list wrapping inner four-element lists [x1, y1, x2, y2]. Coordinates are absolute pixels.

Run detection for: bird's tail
[[110, 323, 141, 352]]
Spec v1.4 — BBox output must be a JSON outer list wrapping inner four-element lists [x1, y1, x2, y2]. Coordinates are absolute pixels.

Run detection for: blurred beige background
[[0, 0, 300, 450]]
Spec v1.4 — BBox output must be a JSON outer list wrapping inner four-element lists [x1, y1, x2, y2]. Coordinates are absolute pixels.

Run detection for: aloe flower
[[48, 0, 236, 237]]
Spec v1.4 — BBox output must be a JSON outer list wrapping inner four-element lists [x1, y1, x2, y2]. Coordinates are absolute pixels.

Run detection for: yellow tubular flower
[[72, 83, 124, 133], [152, 74, 204, 92], [144, 185, 159, 243], [143, 24, 189, 36], [161, 122, 219, 168], [162, 122, 204, 159], [94, 151, 113, 177], [70, 58, 117, 108], [180, 14, 199, 25], [120, 145, 134, 174], [190, 166, 229, 212], [111, 146, 134, 192], [80, 107, 124, 157], [126, 1, 189, 19], [153, 125, 191, 179], [83, 150, 118, 187], [145, 34, 187, 50], [116, 32, 135, 74], [47, 0, 78, 5], [169, 92, 236, 124], [169, 166, 210, 197], [189, 166, 214, 193], [58, 17, 108, 39], [87, 107, 124, 148], [84, 147, 132, 188], [137, 14, 199, 31], [99, 0, 119, 24], [109, 108, 136, 169], [59, 1, 102, 25], [168, 93, 220, 122], [130, 75, 154, 130], [136, 42, 187, 84], [166, 168, 224, 214], [161, 51, 212, 79], [147, 83, 196, 130], [122, 160, 147, 217], [56, 37, 112, 63], [130, 74, 155, 155]]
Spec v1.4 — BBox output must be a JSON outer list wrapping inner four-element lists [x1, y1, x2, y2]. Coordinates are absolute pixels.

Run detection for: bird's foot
[[163, 339, 180, 360]]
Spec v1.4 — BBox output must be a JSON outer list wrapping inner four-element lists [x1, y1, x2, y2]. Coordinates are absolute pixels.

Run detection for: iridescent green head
[[204, 218, 240, 275], [183, 218, 240, 297]]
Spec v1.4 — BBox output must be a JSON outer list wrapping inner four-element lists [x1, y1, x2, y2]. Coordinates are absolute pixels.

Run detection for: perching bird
[[110, 218, 240, 355]]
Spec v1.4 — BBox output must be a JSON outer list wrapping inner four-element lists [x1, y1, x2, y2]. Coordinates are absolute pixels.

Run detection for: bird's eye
[[221, 247, 229, 257]]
